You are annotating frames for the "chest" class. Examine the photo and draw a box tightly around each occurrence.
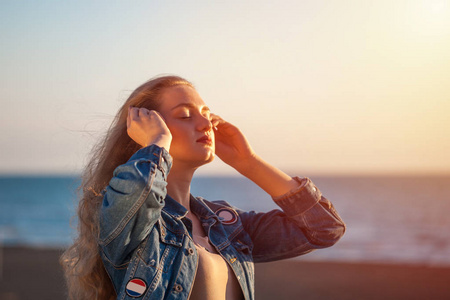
[120,211,254,299]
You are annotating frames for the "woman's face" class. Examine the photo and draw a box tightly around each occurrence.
[158,85,215,168]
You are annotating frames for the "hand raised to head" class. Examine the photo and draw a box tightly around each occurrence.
[211,113,255,171]
[127,107,172,151]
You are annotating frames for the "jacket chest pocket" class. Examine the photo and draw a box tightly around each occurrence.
[130,222,186,299]
[137,221,184,274]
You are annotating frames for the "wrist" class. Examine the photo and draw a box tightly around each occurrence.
[147,134,172,152]
[233,153,260,176]
[233,154,298,197]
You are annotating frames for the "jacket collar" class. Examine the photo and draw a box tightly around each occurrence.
[162,194,230,249]
[162,195,188,220]
[162,194,220,222]
[190,195,221,221]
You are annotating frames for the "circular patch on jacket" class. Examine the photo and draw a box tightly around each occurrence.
[216,208,238,225]
[126,278,147,298]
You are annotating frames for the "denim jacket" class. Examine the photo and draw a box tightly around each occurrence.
[98,145,345,300]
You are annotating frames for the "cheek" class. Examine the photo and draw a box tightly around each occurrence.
[168,126,191,145]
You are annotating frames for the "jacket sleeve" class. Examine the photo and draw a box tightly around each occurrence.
[98,144,172,266]
[238,177,346,263]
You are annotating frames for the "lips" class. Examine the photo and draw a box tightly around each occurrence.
[196,135,213,145]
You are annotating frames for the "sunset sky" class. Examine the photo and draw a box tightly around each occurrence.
[1,0,449,175]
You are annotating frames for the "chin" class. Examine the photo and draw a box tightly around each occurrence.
[195,150,215,166]
[204,152,215,164]
[197,144,215,161]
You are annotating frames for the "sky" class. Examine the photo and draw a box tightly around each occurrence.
[1,0,449,176]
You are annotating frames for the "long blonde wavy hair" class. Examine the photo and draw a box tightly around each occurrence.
[60,75,194,300]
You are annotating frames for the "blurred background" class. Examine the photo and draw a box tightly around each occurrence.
[1,0,449,299]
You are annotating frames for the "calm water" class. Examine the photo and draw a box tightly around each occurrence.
[1,175,449,266]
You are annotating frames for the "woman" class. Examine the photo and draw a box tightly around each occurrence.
[61,75,345,300]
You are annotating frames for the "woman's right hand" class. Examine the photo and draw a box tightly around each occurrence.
[127,107,172,151]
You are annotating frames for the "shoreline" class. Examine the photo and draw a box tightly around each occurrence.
[1,246,449,299]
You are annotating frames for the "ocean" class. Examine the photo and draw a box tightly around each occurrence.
[1,175,449,267]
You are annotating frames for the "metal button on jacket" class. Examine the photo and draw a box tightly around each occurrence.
[174,284,183,292]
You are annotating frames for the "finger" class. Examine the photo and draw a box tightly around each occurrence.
[212,118,226,129]
[210,113,221,120]
[129,106,140,120]
[140,107,151,116]
[127,107,131,128]
[151,110,167,123]
[211,113,222,123]
[209,116,218,130]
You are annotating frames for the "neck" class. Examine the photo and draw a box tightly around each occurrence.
[166,161,196,209]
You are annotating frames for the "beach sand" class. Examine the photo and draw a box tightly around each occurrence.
[0,246,449,300]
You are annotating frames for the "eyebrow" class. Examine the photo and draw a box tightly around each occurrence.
[171,103,210,112]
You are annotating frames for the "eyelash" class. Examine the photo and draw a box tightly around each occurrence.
[179,114,210,120]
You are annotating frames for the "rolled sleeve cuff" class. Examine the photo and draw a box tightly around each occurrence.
[128,144,173,176]
[272,177,322,216]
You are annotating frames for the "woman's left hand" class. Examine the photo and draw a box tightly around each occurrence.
[211,114,299,196]
[211,114,255,171]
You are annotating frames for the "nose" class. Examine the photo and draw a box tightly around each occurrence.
[196,115,212,132]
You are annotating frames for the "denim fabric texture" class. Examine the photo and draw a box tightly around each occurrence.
[98,145,345,300]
